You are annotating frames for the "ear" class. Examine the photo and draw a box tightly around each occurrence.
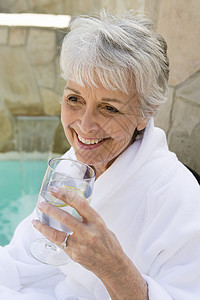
[136,107,156,131]
[136,118,150,131]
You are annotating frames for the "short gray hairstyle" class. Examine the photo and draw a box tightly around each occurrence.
[60,10,169,118]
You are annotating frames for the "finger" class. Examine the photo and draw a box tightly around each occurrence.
[37,201,83,234]
[32,219,68,247]
[50,186,101,224]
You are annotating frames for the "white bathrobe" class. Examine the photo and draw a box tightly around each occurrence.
[1,119,200,300]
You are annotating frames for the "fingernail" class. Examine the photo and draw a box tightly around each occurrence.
[32,219,38,226]
[50,186,59,193]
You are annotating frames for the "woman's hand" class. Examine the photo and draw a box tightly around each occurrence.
[32,187,124,278]
[32,187,148,299]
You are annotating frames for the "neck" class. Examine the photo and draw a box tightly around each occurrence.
[91,164,107,180]
[91,156,118,180]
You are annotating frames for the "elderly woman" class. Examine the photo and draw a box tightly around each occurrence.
[0,10,200,300]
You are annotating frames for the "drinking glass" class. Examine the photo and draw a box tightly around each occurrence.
[29,158,95,266]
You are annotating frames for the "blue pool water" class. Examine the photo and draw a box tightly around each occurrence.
[0,160,47,246]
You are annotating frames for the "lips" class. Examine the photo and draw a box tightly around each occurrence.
[77,135,103,145]
[75,131,109,149]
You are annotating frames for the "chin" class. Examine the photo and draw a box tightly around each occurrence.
[75,151,105,166]
[75,153,96,165]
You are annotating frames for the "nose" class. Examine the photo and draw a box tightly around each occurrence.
[78,108,99,134]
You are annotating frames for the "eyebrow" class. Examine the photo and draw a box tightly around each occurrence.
[65,87,81,94]
[65,86,123,104]
[101,97,123,104]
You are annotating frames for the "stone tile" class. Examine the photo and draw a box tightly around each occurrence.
[145,0,159,20]
[66,0,90,15]
[154,87,174,134]
[127,0,145,11]
[34,62,55,88]
[114,0,144,11]
[168,130,192,165]
[168,97,200,173]
[150,0,200,86]
[63,0,73,15]
[9,27,27,46]
[0,102,14,152]
[0,0,28,13]
[145,0,200,176]
[0,27,8,44]
[64,0,145,15]
[52,123,71,154]
[55,75,66,97]
[0,46,42,115]
[40,88,61,116]
[170,97,200,135]
[190,122,200,174]
[176,72,200,106]
[56,30,67,51]
[55,56,66,95]
[168,122,200,175]
[27,28,56,65]
[28,0,63,14]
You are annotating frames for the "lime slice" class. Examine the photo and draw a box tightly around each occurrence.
[62,186,89,219]
[63,186,85,198]
[48,197,67,207]
[49,186,91,219]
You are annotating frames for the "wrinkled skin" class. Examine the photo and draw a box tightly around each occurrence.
[33,187,148,299]
[33,82,148,299]
[61,81,148,178]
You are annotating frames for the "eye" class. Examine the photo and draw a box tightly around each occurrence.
[67,96,78,102]
[105,105,119,114]
[64,95,81,105]
[63,95,83,110]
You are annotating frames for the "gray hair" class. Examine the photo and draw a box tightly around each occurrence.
[60,10,169,118]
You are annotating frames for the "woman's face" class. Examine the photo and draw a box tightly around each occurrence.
[61,80,148,176]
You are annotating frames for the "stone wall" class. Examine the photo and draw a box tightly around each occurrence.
[0,0,145,156]
[0,0,145,14]
[145,0,200,174]
[0,22,69,153]
[0,0,199,175]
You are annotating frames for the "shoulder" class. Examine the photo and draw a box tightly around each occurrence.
[145,159,200,227]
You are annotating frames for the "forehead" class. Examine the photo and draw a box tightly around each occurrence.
[65,62,137,95]
[66,80,137,102]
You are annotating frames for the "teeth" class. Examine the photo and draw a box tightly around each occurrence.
[78,135,103,145]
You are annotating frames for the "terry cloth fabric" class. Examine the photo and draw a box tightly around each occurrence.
[0,118,200,299]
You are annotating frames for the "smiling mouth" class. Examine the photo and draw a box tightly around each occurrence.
[77,134,104,145]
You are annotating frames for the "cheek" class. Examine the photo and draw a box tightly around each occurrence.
[61,105,74,128]
[104,117,137,142]
[60,112,65,127]
[61,105,67,125]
